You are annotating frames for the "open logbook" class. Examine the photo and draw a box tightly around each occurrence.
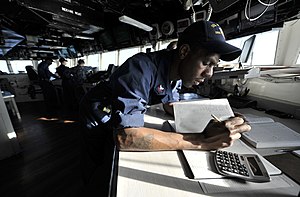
[242,114,300,148]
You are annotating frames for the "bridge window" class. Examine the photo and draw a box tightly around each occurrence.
[226,29,279,66]
[86,54,100,68]
[10,60,33,73]
[101,51,117,70]
[119,47,140,65]
[0,61,9,73]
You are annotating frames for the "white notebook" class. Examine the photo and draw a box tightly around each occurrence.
[242,114,300,148]
[173,98,234,133]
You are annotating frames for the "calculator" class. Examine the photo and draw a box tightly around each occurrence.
[214,150,270,182]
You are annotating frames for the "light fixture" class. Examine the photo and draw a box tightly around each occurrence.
[62,33,72,38]
[32,50,54,54]
[7,132,17,139]
[74,35,94,40]
[119,15,153,32]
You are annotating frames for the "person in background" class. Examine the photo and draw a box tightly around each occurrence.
[79,20,251,196]
[37,57,59,107]
[72,59,90,85]
[37,57,58,81]
[71,59,91,106]
[56,57,75,110]
[56,57,71,79]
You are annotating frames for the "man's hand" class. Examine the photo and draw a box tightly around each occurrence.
[201,116,251,150]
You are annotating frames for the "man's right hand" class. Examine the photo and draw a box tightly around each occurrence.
[200,116,251,150]
[199,131,242,150]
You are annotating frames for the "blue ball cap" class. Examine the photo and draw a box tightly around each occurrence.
[178,20,242,61]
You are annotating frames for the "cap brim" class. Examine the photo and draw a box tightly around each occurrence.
[202,41,242,61]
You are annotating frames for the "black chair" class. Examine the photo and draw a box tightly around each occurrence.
[0,78,15,95]
[86,64,119,83]
[26,66,62,107]
[105,64,119,78]
[26,66,39,81]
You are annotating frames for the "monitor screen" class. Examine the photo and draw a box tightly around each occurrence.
[58,48,70,58]
[67,45,77,58]
[239,35,256,63]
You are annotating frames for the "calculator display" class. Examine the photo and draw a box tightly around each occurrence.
[247,157,263,176]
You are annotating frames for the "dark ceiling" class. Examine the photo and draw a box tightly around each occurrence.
[0,0,299,60]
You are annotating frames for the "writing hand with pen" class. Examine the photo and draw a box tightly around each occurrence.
[200,113,251,150]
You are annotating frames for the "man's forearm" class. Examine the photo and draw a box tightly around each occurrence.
[116,127,205,151]
[115,115,250,151]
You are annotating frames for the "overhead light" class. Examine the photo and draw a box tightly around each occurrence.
[32,50,54,54]
[50,46,68,49]
[7,132,17,139]
[74,35,94,40]
[119,15,153,32]
[82,25,103,34]
[62,33,72,38]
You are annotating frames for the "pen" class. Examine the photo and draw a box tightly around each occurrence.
[211,114,221,122]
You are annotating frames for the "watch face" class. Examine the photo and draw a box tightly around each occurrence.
[162,21,174,35]
[162,25,169,32]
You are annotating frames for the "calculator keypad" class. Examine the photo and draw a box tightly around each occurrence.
[214,150,270,182]
[216,151,249,177]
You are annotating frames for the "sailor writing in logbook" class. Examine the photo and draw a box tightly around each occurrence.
[79,20,251,195]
